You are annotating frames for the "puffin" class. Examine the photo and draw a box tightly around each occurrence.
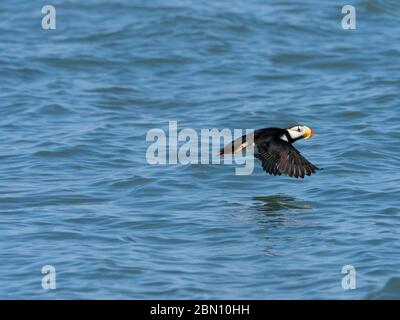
[219,125,320,178]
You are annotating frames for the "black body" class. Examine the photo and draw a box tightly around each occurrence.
[220,127,319,179]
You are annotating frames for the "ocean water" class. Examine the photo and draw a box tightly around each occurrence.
[1,0,400,299]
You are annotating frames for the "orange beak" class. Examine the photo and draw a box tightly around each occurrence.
[303,126,314,140]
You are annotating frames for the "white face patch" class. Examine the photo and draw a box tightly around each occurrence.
[280,134,289,142]
[287,126,306,140]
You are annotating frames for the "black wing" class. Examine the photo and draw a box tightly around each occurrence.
[255,138,319,178]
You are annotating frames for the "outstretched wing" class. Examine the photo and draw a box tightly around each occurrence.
[255,138,319,178]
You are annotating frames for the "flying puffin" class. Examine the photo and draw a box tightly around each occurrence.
[219,125,320,178]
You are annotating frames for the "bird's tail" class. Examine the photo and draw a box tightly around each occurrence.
[218,135,247,157]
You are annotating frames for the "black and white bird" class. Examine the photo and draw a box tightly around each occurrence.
[219,125,320,179]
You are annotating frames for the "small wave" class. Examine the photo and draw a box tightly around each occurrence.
[35,104,75,115]
[33,146,102,158]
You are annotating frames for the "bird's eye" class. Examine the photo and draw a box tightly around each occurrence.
[297,127,301,132]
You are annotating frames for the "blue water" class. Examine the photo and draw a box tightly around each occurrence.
[1,0,400,299]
